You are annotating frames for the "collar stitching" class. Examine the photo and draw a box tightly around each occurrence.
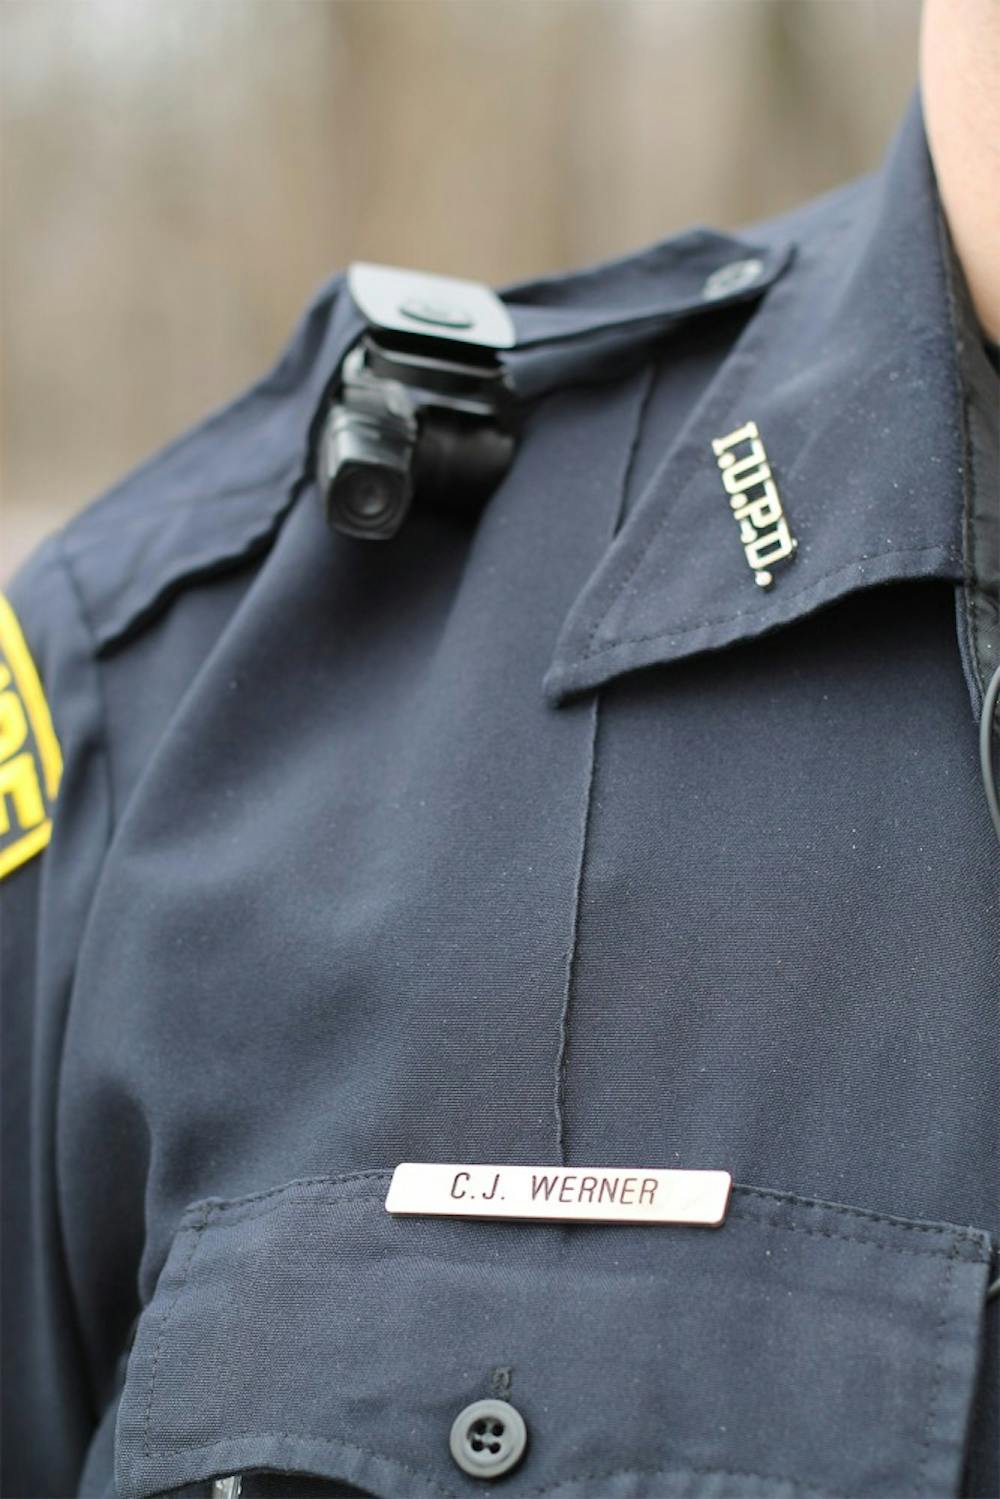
[581,541,960,660]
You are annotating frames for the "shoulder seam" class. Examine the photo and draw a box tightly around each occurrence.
[54,535,118,831]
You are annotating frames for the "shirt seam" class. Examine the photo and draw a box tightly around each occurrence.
[177,1191,985,1261]
[41,540,121,1437]
[55,536,118,828]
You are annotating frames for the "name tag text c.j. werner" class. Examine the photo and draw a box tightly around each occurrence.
[385,1164,732,1227]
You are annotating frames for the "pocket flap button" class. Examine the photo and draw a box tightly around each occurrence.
[449,1398,528,1479]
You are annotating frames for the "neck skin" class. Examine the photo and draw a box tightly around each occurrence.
[921,0,1000,339]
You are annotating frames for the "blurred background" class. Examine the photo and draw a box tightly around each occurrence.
[2,0,921,575]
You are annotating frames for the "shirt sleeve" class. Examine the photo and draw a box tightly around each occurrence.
[1,541,112,1496]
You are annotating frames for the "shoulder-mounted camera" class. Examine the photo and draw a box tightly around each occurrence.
[319,263,518,540]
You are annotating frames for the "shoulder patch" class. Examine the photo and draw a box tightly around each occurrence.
[0,594,62,879]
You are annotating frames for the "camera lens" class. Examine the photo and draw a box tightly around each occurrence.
[343,470,394,524]
[327,460,411,539]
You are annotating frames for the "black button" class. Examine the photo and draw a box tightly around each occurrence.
[449,1398,528,1479]
[702,256,764,301]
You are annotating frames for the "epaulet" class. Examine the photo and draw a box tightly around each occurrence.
[57,271,359,655]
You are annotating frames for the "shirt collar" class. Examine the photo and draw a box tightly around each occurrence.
[544,95,968,704]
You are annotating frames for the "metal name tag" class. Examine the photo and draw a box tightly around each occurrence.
[385,1163,732,1227]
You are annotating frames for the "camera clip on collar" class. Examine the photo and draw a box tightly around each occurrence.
[319,263,519,540]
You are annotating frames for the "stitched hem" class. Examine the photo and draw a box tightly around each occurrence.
[553,364,655,1163]
[581,544,961,662]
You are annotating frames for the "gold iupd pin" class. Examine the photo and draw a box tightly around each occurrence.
[385,1164,732,1227]
[711,420,797,588]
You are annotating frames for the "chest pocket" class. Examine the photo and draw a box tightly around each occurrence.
[115,1171,990,1499]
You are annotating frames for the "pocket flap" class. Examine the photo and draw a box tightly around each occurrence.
[117,1173,991,1499]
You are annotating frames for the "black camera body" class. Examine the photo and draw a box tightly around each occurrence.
[319,264,519,540]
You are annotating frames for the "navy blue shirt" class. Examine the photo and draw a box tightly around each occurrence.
[2,96,997,1499]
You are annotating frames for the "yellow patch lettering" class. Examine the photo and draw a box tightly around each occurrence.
[0,595,62,880]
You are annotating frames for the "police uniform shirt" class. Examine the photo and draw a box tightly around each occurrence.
[2,97,997,1499]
